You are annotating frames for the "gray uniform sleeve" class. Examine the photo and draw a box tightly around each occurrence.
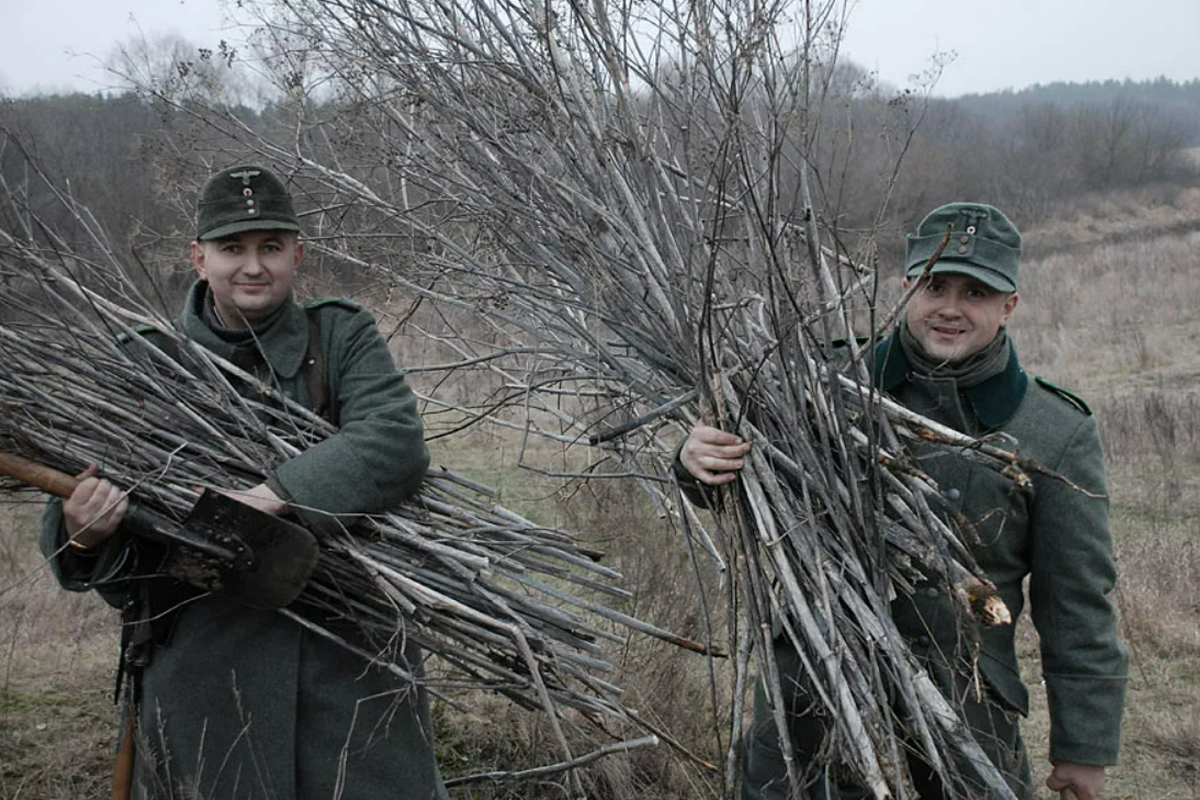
[1028,413,1128,765]
[268,307,429,527]
[40,498,133,605]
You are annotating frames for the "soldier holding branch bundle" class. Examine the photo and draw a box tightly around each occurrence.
[678,203,1128,800]
[44,164,448,800]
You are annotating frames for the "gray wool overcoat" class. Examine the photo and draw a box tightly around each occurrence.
[871,335,1128,766]
[42,281,448,800]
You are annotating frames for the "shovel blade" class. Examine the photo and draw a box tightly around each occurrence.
[171,489,320,610]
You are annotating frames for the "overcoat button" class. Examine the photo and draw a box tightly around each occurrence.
[947,488,961,500]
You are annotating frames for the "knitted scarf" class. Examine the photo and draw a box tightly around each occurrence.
[898,319,1010,389]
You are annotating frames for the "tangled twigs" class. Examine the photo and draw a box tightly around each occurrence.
[161,0,1034,794]
[0,195,709,779]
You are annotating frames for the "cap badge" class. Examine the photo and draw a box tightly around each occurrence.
[228,168,262,186]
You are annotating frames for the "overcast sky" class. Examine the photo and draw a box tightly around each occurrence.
[1,0,1198,98]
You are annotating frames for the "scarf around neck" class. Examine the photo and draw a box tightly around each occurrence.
[200,284,289,344]
[898,319,1010,389]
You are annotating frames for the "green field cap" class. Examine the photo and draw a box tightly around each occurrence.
[196,164,301,241]
[905,202,1021,291]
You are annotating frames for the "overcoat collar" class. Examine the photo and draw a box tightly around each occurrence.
[872,333,1029,431]
[178,280,309,380]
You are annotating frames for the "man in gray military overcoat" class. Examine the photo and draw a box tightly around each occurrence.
[42,164,448,799]
[677,202,1128,800]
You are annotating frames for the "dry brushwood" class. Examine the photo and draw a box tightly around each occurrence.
[8,0,1056,793]
[0,186,717,784]
[130,0,1040,795]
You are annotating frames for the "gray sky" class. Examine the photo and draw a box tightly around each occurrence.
[1,0,1198,98]
[0,0,230,95]
[838,0,1200,96]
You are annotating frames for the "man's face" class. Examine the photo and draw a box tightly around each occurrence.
[903,273,1019,363]
[191,230,303,329]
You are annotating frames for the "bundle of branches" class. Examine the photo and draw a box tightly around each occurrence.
[0,178,716,781]
[104,0,1035,796]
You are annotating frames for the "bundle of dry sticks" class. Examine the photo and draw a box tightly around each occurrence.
[0,207,708,780]
[187,1,1043,796]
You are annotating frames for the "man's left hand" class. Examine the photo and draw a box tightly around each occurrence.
[222,482,287,516]
[1046,761,1106,800]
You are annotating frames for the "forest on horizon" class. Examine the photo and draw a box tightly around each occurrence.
[2,70,1197,277]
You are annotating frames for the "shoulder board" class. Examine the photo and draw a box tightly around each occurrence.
[303,296,362,312]
[1034,376,1091,415]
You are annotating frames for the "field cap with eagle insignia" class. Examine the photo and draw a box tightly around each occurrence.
[195,164,302,241]
[905,202,1021,292]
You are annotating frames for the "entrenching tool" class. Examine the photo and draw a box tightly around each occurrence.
[0,451,319,609]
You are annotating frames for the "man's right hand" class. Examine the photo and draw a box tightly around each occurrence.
[63,464,128,548]
[679,425,751,485]
[1046,761,1105,800]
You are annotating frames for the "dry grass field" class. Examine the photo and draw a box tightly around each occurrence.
[2,192,1198,799]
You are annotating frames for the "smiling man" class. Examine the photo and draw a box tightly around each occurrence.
[902,272,1018,363]
[678,203,1128,800]
[193,229,301,328]
[44,164,447,799]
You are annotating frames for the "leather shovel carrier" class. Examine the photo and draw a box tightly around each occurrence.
[0,451,319,610]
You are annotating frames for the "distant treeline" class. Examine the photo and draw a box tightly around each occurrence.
[0,92,275,292]
[957,77,1200,144]
[805,72,1200,251]
[2,73,1197,271]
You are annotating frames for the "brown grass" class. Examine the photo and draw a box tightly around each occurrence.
[1020,185,1200,255]
[0,499,117,800]
[422,436,733,797]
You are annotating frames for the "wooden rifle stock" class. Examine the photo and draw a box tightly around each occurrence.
[110,704,135,800]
